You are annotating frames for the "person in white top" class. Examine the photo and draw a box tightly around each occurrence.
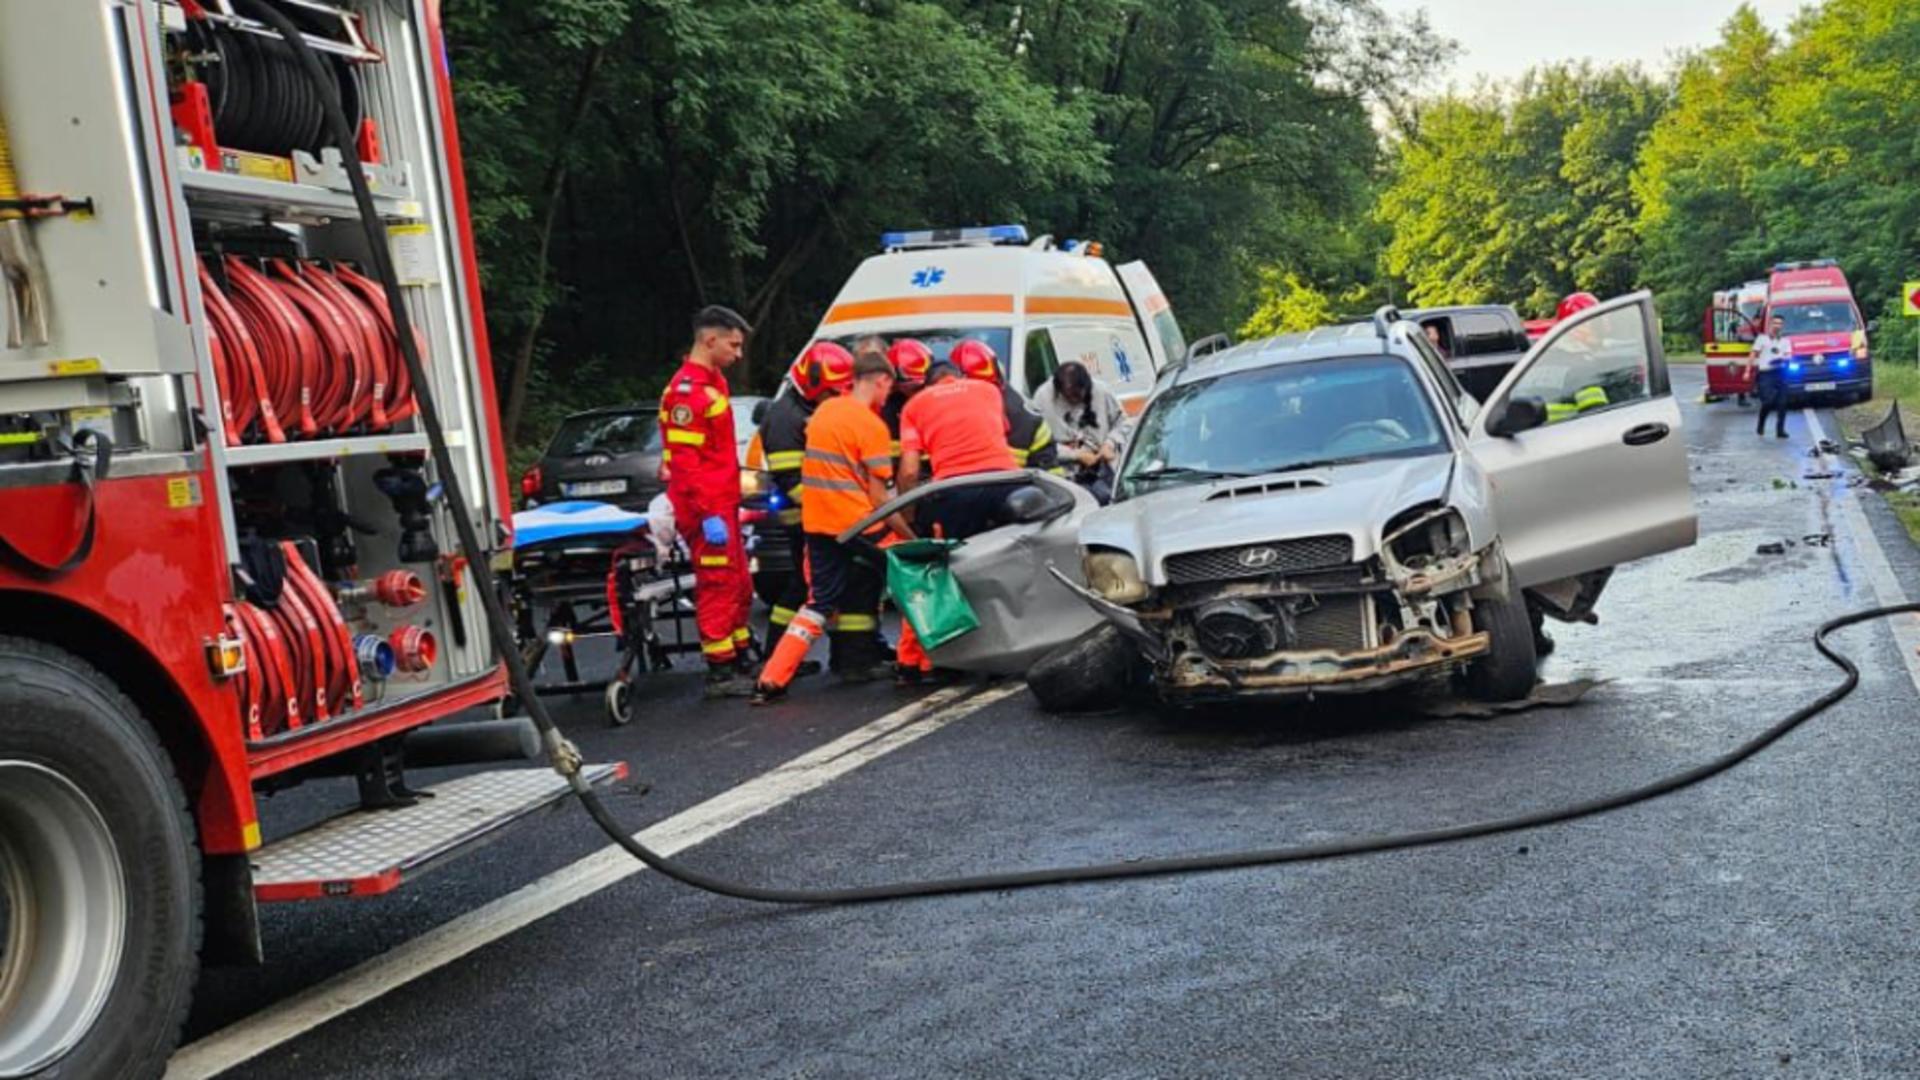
[1746,313,1792,439]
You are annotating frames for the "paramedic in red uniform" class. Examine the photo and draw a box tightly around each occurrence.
[659,305,757,699]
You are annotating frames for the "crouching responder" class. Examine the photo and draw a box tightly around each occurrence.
[892,354,1023,684]
[753,351,914,704]
[950,339,1061,474]
[661,305,757,699]
[758,341,855,643]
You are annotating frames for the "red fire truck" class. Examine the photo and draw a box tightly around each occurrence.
[0,4,619,1076]
[1702,278,1767,402]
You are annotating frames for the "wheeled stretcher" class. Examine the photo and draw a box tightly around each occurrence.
[507,500,701,724]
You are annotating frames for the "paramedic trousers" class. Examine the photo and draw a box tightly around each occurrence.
[1756,369,1789,437]
[673,497,753,666]
[806,533,884,674]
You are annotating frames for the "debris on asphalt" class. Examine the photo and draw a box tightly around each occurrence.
[1756,542,1788,555]
[1803,533,1833,548]
[1418,678,1606,720]
[1863,404,1913,472]
[1802,470,1840,481]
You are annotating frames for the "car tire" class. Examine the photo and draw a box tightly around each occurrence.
[0,636,201,1080]
[1028,624,1136,714]
[1463,591,1538,702]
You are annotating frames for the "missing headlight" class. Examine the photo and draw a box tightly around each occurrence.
[1084,548,1149,604]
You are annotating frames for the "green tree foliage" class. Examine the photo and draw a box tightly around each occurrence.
[442,0,1423,448]
[1377,64,1665,316]
[1377,1,1920,363]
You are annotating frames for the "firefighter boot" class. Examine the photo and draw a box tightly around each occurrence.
[703,663,758,700]
[752,608,827,705]
[832,631,889,684]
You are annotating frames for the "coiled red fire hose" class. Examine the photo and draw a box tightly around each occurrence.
[202,256,420,444]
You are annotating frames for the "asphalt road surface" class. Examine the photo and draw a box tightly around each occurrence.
[174,369,1920,1079]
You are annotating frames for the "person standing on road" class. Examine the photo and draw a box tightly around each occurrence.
[757,342,855,644]
[1748,313,1792,439]
[660,305,758,699]
[882,338,934,467]
[753,352,913,704]
[1033,360,1128,501]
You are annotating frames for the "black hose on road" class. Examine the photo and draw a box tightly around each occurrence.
[249,0,1914,908]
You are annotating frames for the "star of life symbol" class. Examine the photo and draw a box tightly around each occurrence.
[911,267,947,289]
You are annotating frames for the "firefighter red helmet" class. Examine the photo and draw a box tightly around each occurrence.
[789,341,856,402]
[1556,292,1600,321]
[887,339,934,386]
[949,339,1001,385]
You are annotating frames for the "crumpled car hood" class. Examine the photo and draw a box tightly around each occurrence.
[1081,453,1456,584]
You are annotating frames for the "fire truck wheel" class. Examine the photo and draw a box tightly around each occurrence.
[0,636,200,1080]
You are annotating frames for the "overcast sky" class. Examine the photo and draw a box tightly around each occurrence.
[1375,0,1814,87]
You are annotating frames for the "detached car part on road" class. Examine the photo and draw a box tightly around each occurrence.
[855,293,1698,711]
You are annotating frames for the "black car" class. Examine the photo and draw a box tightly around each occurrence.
[1404,304,1533,402]
[520,397,768,513]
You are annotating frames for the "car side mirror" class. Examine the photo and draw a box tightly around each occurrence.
[1487,395,1548,438]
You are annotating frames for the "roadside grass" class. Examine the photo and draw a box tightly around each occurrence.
[1836,361,1920,543]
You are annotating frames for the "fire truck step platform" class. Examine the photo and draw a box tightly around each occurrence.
[251,763,627,901]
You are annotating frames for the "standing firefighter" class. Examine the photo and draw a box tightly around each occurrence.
[754,351,914,704]
[660,305,758,698]
[758,341,856,640]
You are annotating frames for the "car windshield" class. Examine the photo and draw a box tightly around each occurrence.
[835,327,1014,376]
[1118,355,1448,498]
[1774,301,1859,336]
[550,411,661,457]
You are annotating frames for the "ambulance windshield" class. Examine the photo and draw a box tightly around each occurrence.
[836,328,1014,372]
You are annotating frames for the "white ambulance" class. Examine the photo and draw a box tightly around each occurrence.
[809,224,1186,413]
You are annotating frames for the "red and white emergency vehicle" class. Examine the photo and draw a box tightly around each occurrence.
[1702,278,1767,402]
[0,4,618,1076]
[809,224,1186,414]
[1702,261,1874,405]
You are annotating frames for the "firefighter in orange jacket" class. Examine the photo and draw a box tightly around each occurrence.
[660,306,757,699]
[753,350,914,704]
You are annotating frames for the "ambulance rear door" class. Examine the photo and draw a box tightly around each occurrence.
[1115,261,1185,374]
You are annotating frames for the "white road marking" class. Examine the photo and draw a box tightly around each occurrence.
[1804,408,1920,690]
[166,682,1025,1080]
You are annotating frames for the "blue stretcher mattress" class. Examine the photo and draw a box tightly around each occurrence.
[511,501,648,549]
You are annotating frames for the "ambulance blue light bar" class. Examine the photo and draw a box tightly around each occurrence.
[880,224,1029,252]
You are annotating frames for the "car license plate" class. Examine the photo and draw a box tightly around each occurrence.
[562,479,628,497]
[1806,382,1837,392]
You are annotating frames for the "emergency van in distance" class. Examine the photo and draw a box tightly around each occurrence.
[808,224,1186,414]
[1763,260,1874,404]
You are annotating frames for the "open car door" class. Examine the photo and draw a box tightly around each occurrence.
[843,471,1103,675]
[1468,291,1697,597]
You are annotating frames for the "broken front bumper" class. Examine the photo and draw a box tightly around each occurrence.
[1156,629,1491,702]
[1046,566,1490,702]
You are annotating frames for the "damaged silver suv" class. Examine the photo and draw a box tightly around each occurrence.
[851,292,1697,711]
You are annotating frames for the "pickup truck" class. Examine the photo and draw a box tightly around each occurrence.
[1405,305,1532,402]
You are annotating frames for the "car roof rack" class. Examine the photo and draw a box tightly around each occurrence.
[1371,304,1403,341]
